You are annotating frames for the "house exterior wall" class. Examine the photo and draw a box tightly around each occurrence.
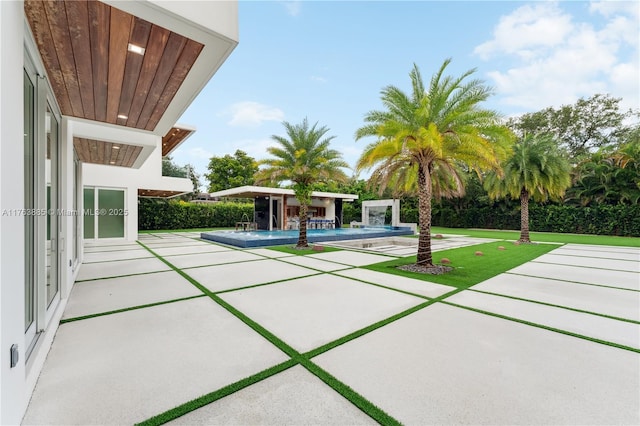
[0,1,238,423]
[81,121,192,242]
[1,2,27,423]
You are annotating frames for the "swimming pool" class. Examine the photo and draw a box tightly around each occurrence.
[201,226,414,248]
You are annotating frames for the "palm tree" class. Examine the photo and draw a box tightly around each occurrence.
[356,59,513,270]
[255,118,349,248]
[484,134,571,242]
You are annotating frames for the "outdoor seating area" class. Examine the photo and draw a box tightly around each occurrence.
[22,232,640,425]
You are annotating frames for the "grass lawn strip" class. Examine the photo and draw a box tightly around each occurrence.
[137,241,402,426]
[364,241,558,289]
[81,255,155,265]
[505,272,640,293]
[135,233,636,423]
[136,359,298,426]
[213,272,324,295]
[429,226,640,247]
[443,301,640,354]
[469,289,640,325]
[74,269,172,283]
[531,259,640,273]
[59,295,207,324]
[326,270,440,301]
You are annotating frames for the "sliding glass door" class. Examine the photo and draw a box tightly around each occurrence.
[83,187,126,239]
[24,55,62,355]
[24,68,36,348]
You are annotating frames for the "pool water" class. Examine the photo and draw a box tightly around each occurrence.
[201,226,414,248]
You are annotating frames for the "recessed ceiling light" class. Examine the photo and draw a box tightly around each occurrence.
[117,114,128,120]
[113,146,120,150]
[109,161,116,164]
[127,43,145,55]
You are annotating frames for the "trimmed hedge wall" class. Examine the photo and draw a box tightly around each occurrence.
[138,199,253,230]
[139,198,640,236]
[347,202,640,236]
[430,204,640,236]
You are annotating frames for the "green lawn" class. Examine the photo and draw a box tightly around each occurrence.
[426,227,640,247]
[365,241,559,289]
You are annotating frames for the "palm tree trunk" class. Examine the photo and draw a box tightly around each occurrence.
[520,188,531,243]
[297,203,309,247]
[416,163,433,266]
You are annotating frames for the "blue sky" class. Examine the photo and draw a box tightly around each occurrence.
[175,1,639,189]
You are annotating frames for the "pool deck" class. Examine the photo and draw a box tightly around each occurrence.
[201,226,414,248]
[22,234,640,425]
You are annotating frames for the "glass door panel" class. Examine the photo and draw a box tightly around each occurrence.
[97,189,125,238]
[45,104,59,307]
[83,187,95,239]
[24,69,36,342]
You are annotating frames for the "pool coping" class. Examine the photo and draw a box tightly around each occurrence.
[200,227,414,248]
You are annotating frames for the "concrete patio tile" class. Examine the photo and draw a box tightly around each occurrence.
[219,274,425,353]
[307,251,394,266]
[76,257,170,281]
[552,247,640,261]
[563,243,640,255]
[22,298,289,425]
[534,253,639,272]
[243,248,295,258]
[448,291,640,349]
[186,259,319,292]
[509,262,640,290]
[151,244,231,257]
[474,273,640,321]
[141,240,211,249]
[279,256,353,272]
[164,250,264,269]
[313,303,640,425]
[84,244,143,253]
[84,240,140,247]
[63,271,203,319]
[336,268,454,299]
[83,248,154,263]
[169,365,376,425]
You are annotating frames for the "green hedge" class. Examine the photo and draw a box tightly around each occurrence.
[430,204,640,236]
[139,198,640,236]
[347,201,640,236]
[138,199,253,230]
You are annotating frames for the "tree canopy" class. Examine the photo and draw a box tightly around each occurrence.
[206,150,258,193]
[508,94,639,159]
[484,134,571,242]
[255,118,349,247]
[355,58,513,270]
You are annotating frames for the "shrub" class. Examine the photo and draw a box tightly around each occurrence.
[138,198,253,230]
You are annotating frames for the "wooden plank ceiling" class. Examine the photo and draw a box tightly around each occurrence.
[162,126,194,156]
[73,137,142,167]
[25,0,204,132]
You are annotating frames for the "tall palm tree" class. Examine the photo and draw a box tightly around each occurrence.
[255,118,349,248]
[356,59,513,270]
[484,134,571,242]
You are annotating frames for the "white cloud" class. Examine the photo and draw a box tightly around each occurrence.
[227,101,285,127]
[231,138,276,161]
[476,1,639,112]
[185,147,213,160]
[280,1,301,17]
[310,75,327,83]
[474,2,574,61]
[589,1,639,20]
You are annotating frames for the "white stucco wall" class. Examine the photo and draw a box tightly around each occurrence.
[82,138,192,241]
[0,2,26,423]
[148,0,239,42]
